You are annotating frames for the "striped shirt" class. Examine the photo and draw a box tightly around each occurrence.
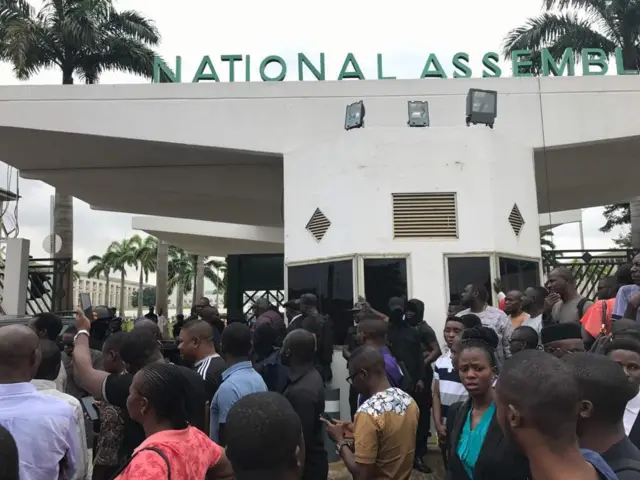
[434,349,468,419]
[193,354,227,402]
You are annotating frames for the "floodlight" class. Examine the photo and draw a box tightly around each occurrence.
[407,101,429,127]
[345,101,365,130]
[466,89,497,129]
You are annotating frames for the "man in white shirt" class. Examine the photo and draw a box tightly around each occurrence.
[32,339,89,480]
[157,307,169,339]
[523,286,548,335]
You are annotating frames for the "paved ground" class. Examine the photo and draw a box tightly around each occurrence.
[328,448,445,480]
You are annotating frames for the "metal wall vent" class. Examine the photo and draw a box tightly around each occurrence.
[392,192,458,238]
[509,203,525,236]
[306,208,331,242]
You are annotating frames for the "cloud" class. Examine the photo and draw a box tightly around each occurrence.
[0,0,626,286]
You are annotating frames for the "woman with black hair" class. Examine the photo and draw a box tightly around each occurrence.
[113,363,234,480]
[445,326,530,480]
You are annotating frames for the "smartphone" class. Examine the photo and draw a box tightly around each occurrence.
[79,293,92,319]
[80,396,99,422]
[320,412,337,425]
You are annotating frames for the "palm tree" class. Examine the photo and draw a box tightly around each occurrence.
[541,229,556,250]
[72,260,80,282]
[0,0,160,309]
[134,236,158,317]
[504,0,640,247]
[108,236,140,316]
[87,251,115,306]
[168,248,225,315]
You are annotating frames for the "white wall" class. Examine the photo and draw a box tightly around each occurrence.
[284,127,540,336]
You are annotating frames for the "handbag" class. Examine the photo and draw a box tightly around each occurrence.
[109,446,172,480]
[589,300,611,354]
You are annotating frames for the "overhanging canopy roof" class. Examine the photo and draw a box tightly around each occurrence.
[132,216,283,256]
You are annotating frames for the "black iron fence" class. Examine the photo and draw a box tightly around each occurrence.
[542,249,635,300]
[25,258,71,315]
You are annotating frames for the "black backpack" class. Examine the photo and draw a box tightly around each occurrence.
[607,457,640,476]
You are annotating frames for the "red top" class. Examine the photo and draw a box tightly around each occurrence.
[581,298,615,338]
[116,426,223,480]
[499,297,506,311]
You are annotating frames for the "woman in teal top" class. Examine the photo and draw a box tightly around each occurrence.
[446,327,530,480]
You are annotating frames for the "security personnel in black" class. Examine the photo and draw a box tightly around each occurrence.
[406,298,441,474]
[386,297,433,474]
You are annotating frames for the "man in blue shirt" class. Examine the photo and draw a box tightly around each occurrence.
[210,323,267,445]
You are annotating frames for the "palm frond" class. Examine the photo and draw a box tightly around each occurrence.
[503,12,618,58]
[102,9,160,44]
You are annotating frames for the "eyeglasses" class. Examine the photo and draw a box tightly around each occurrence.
[346,369,365,385]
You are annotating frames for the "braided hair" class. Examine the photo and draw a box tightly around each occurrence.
[135,363,195,430]
[459,326,499,367]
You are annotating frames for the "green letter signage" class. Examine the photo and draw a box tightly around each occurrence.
[615,47,638,75]
[192,56,219,82]
[221,54,242,82]
[582,48,608,75]
[511,49,532,77]
[153,56,181,83]
[260,55,287,81]
[377,54,395,80]
[482,52,502,77]
[338,53,365,80]
[542,48,575,76]
[420,54,447,78]
[298,53,325,81]
[452,52,471,78]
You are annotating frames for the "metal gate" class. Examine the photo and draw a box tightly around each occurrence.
[226,254,284,321]
[26,258,72,315]
[542,249,635,300]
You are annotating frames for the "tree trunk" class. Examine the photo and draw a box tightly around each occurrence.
[137,269,144,318]
[176,282,184,316]
[55,70,75,311]
[119,271,126,317]
[194,256,204,307]
[156,241,169,315]
[54,192,74,311]
[105,277,110,307]
[630,197,640,249]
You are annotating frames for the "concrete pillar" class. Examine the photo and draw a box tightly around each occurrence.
[194,255,205,307]
[4,238,30,315]
[156,240,169,315]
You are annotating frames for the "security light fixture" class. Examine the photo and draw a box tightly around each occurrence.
[345,101,365,130]
[466,89,497,129]
[407,101,429,127]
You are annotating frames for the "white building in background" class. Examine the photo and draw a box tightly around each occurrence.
[73,271,153,309]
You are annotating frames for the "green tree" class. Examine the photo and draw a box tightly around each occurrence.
[0,0,160,309]
[87,250,116,306]
[108,236,140,316]
[541,229,556,250]
[503,0,640,247]
[168,247,225,315]
[132,286,156,309]
[134,236,158,318]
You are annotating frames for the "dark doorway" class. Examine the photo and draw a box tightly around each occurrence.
[287,260,354,345]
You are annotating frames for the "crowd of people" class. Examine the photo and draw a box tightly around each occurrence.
[2,254,640,479]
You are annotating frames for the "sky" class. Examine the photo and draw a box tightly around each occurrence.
[0,0,630,283]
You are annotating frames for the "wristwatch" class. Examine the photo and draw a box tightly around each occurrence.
[336,441,351,455]
[73,329,90,343]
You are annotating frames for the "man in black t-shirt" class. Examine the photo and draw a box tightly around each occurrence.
[73,321,165,459]
[178,320,228,402]
[564,353,640,479]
